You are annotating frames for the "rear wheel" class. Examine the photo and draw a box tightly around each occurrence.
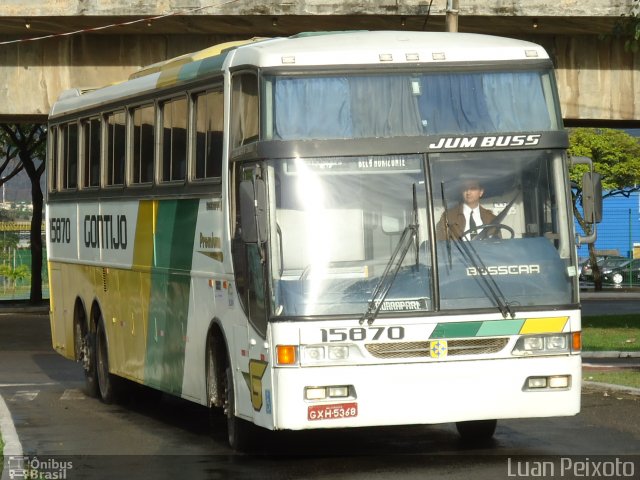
[456,419,497,442]
[96,316,119,404]
[224,366,256,451]
[77,319,98,398]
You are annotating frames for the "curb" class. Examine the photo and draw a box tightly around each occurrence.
[0,305,49,315]
[582,351,640,359]
[582,381,640,396]
[0,393,23,480]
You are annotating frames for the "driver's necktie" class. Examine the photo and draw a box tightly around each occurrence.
[469,211,477,239]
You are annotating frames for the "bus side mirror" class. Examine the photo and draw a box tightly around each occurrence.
[239,179,267,243]
[571,155,601,245]
[581,171,602,224]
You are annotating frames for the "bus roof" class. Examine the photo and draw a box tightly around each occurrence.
[49,31,550,120]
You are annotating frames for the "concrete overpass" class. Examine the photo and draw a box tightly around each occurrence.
[0,0,638,125]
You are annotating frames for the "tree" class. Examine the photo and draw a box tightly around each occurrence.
[612,0,640,53]
[568,127,640,290]
[0,125,46,303]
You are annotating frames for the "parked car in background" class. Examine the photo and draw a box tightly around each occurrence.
[602,258,640,286]
[579,255,627,282]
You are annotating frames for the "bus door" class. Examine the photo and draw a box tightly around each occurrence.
[234,163,270,337]
[232,162,271,420]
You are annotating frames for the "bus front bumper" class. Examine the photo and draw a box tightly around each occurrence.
[272,354,581,430]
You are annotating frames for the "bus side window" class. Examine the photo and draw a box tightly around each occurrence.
[82,117,101,188]
[194,89,223,180]
[161,96,187,182]
[230,73,259,148]
[48,125,58,193]
[131,104,155,184]
[106,110,126,186]
[61,121,78,190]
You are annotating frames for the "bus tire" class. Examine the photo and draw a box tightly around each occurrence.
[96,316,119,404]
[82,326,99,398]
[224,366,255,451]
[456,419,497,442]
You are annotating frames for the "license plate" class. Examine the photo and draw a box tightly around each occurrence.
[308,402,358,421]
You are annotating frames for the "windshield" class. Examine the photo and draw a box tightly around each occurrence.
[431,150,576,309]
[266,150,576,318]
[268,155,432,316]
[263,68,560,139]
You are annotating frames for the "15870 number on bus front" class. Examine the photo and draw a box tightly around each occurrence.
[320,326,404,342]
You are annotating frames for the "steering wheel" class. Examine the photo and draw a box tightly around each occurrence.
[461,223,514,240]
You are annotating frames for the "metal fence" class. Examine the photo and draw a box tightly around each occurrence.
[576,191,640,260]
[0,224,48,301]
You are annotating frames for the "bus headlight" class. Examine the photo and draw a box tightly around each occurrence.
[304,346,325,362]
[300,345,351,364]
[512,333,571,356]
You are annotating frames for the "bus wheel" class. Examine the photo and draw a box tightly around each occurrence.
[78,321,98,398]
[455,419,497,442]
[224,366,255,451]
[96,316,118,404]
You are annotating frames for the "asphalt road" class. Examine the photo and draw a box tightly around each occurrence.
[1,311,639,480]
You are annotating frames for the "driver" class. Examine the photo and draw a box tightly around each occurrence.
[436,179,500,241]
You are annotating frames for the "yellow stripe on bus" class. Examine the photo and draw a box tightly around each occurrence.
[132,200,156,270]
[520,317,569,334]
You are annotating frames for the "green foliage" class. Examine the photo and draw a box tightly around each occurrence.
[0,232,19,252]
[568,128,640,191]
[0,263,30,285]
[612,0,640,53]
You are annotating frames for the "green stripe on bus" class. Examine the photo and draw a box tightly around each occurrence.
[430,321,482,339]
[145,199,199,394]
[430,317,566,339]
[476,319,525,336]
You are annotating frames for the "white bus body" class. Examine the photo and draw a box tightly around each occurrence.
[46,31,584,449]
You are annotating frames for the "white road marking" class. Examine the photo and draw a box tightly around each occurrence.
[60,389,86,400]
[0,382,57,388]
[10,391,39,402]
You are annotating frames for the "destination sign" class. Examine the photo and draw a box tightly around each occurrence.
[284,155,423,174]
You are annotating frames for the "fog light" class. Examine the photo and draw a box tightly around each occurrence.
[527,377,548,389]
[549,375,570,388]
[328,386,349,398]
[305,387,327,400]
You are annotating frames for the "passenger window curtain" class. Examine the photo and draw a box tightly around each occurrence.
[273,72,553,140]
[417,72,552,134]
[274,77,353,139]
[231,74,259,148]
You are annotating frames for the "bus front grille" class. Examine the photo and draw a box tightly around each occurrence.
[365,338,509,359]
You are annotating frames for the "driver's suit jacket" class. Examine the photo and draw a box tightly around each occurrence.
[435,203,499,240]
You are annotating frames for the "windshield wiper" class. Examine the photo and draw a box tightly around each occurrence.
[440,182,515,319]
[360,185,420,326]
[450,235,516,318]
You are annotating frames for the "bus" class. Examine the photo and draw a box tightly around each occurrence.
[46,31,601,450]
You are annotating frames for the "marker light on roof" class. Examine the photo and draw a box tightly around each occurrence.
[379,53,393,62]
[411,79,421,96]
[432,52,446,60]
[405,53,419,61]
[525,50,539,58]
[281,56,296,64]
